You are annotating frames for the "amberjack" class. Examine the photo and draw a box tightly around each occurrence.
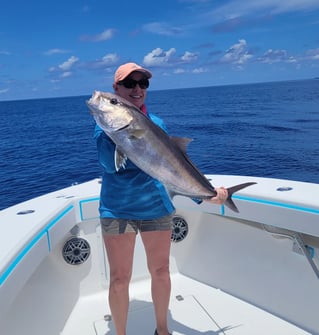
[86,91,256,212]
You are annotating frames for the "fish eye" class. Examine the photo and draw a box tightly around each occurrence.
[110,98,118,105]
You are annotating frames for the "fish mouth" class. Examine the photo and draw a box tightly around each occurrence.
[87,107,96,116]
[116,124,130,131]
[86,100,99,116]
[89,109,105,118]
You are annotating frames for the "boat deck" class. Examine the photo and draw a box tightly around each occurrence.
[2,177,318,335]
[62,273,311,335]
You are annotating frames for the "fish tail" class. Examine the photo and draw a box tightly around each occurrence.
[225,182,257,213]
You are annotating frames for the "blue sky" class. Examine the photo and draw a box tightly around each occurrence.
[1,0,319,101]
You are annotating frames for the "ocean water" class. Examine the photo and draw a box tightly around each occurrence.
[0,79,318,210]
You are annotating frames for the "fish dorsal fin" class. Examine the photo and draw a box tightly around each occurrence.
[114,148,128,171]
[171,136,193,153]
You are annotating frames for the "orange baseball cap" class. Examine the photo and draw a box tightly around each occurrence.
[114,62,152,83]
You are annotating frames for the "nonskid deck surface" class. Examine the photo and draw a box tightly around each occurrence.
[62,274,311,335]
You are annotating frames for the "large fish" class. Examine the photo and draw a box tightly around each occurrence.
[86,91,256,212]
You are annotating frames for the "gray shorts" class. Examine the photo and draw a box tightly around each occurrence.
[100,214,174,235]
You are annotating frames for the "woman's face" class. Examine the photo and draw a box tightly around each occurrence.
[113,71,148,108]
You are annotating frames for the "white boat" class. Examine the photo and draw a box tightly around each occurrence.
[1,175,319,335]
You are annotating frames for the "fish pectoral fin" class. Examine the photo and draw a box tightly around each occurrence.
[171,136,193,153]
[128,129,146,140]
[114,148,128,171]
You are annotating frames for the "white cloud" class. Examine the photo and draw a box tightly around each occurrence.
[142,22,183,36]
[60,71,72,78]
[287,56,298,63]
[48,56,79,80]
[220,39,253,65]
[143,48,199,67]
[0,88,9,94]
[44,49,69,56]
[209,0,319,20]
[174,68,186,74]
[143,48,176,66]
[266,0,319,14]
[192,67,207,74]
[0,50,11,55]
[100,53,119,65]
[58,56,79,71]
[80,29,116,42]
[258,49,297,63]
[181,51,198,62]
[305,48,319,60]
[87,53,119,70]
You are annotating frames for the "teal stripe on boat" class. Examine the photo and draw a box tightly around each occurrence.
[0,205,74,286]
[233,195,319,214]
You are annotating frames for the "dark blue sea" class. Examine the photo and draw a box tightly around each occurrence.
[1,79,318,210]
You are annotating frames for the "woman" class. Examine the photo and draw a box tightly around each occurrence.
[94,62,228,335]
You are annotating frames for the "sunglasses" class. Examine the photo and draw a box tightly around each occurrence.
[117,78,149,89]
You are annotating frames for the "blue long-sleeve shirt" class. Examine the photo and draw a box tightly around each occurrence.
[94,112,175,220]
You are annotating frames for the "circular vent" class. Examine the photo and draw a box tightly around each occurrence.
[171,216,188,243]
[62,237,90,265]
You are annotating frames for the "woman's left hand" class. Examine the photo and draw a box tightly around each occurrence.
[204,187,228,205]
